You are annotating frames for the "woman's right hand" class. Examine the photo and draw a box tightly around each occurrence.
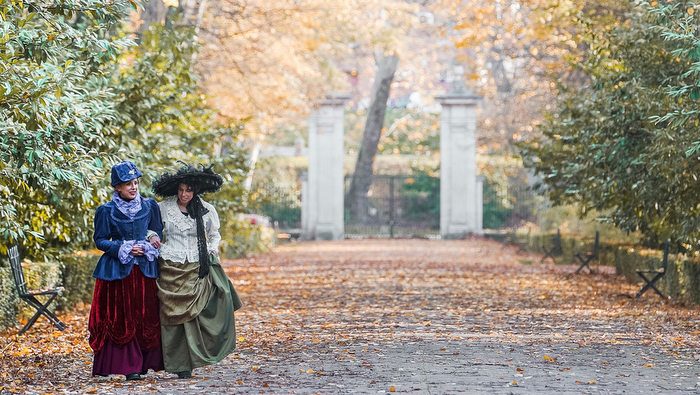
[148,235,161,249]
[131,244,145,256]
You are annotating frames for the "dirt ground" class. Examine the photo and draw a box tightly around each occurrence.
[2,238,699,394]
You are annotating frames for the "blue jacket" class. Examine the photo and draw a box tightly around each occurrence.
[92,198,163,281]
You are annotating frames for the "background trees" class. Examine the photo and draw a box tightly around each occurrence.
[6,0,700,255]
[521,0,700,247]
[1,1,247,259]
[0,1,134,256]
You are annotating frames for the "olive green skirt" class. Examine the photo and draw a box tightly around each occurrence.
[157,256,242,373]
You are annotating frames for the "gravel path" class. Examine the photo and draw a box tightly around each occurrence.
[4,238,700,394]
[180,238,700,394]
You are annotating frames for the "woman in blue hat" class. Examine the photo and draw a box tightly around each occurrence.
[88,161,165,380]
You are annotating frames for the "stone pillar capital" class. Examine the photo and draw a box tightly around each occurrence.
[318,93,351,107]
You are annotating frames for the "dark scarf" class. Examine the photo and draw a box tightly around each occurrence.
[186,195,210,278]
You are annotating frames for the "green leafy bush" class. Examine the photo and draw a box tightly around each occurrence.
[0,264,18,330]
[521,1,700,248]
[57,251,99,309]
[0,0,134,258]
[220,216,276,259]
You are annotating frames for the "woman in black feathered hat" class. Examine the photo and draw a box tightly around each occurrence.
[152,164,242,379]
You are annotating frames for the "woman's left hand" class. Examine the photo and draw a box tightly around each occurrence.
[149,235,161,249]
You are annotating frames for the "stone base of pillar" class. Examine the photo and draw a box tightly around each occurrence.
[314,226,343,240]
[442,226,482,239]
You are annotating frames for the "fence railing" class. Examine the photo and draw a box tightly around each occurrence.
[253,172,543,236]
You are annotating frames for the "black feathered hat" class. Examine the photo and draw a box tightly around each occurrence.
[152,163,224,197]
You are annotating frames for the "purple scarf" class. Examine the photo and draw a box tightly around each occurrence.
[112,191,143,219]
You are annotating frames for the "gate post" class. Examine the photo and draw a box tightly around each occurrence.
[437,84,483,238]
[302,93,350,240]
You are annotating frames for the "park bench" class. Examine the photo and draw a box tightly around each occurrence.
[8,245,66,334]
[540,228,562,264]
[635,240,670,299]
[574,231,600,274]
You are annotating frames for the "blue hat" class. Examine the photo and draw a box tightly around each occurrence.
[110,161,143,186]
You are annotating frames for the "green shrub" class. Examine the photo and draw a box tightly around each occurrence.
[220,216,276,259]
[58,251,99,309]
[495,231,700,305]
[0,264,18,331]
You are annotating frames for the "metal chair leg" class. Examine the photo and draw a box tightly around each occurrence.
[575,255,590,274]
[18,294,66,334]
[636,273,665,299]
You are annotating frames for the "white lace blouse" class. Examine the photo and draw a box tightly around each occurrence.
[159,196,221,264]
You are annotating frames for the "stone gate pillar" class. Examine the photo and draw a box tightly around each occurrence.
[437,86,483,238]
[302,94,350,240]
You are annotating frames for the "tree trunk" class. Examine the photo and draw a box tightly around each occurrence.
[138,0,168,34]
[347,52,399,221]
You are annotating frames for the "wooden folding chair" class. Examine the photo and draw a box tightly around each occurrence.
[8,245,67,334]
[574,231,599,274]
[636,240,671,299]
[541,228,562,264]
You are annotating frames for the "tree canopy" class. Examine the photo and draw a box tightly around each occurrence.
[0,1,247,259]
[521,0,700,247]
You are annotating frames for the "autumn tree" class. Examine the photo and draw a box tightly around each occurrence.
[113,12,249,218]
[347,53,400,221]
[432,0,628,151]
[521,1,700,246]
[0,0,249,259]
[0,0,134,257]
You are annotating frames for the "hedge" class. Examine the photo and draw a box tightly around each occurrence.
[489,230,700,305]
[615,247,700,305]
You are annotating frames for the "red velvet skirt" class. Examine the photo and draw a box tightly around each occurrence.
[88,266,162,374]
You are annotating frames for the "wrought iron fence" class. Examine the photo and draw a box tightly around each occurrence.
[251,181,302,231]
[344,174,440,238]
[252,171,541,237]
[482,178,540,230]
